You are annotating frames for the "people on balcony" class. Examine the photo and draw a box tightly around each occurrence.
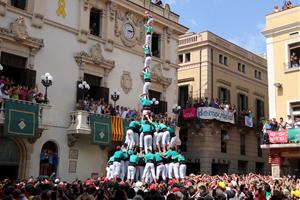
[0,75,44,103]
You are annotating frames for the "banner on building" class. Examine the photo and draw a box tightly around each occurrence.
[245,115,253,127]
[287,128,300,143]
[197,107,235,124]
[112,116,127,142]
[90,114,111,145]
[182,107,197,120]
[268,130,288,144]
[4,99,39,138]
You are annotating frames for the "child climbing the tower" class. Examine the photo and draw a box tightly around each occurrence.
[142,66,152,99]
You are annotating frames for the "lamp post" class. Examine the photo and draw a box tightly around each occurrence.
[41,72,53,104]
[110,89,120,108]
[0,64,3,72]
[172,104,181,114]
[78,81,90,101]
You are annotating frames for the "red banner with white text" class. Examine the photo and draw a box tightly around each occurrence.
[268,130,288,144]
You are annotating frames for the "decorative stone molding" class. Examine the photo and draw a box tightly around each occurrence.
[0,17,44,51]
[164,4,170,18]
[74,43,115,70]
[107,1,117,21]
[32,13,44,28]
[0,0,7,16]
[120,71,132,94]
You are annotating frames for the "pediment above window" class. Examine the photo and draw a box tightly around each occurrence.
[74,43,115,71]
[0,16,44,50]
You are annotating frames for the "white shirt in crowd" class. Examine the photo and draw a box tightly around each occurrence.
[121,110,128,119]
[286,118,294,129]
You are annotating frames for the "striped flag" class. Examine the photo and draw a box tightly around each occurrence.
[112,116,123,142]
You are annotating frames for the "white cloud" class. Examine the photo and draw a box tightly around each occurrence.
[186,19,199,28]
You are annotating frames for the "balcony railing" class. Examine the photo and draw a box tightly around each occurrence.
[284,61,300,72]
[261,128,300,148]
[0,99,51,130]
[67,110,91,135]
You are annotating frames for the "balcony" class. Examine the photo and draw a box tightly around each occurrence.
[260,128,300,149]
[0,99,51,139]
[67,110,130,147]
[283,62,300,73]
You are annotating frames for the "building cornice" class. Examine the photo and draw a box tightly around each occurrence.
[262,21,300,37]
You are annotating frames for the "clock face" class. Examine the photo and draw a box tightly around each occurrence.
[123,23,135,39]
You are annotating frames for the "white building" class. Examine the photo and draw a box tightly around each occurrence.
[0,0,187,181]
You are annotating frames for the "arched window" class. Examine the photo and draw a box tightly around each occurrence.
[39,141,59,177]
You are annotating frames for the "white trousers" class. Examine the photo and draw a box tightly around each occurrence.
[156,131,164,146]
[173,162,180,179]
[120,160,125,180]
[139,132,144,148]
[145,35,152,51]
[162,130,170,146]
[106,165,114,179]
[113,161,121,177]
[165,163,169,178]
[142,163,156,182]
[144,134,153,154]
[135,166,144,181]
[170,136,177,148]
[134,132,139,148]
[127,165,136,180]
[143,82,151,98]
[125,129,135,149]
[179,164,186,179]
[156,164,166,180]
[153,132,158,150]
[168,162,174,179]
[144,56,152,69]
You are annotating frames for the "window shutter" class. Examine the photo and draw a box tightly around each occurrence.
[25,69,36,89]
[99,87,109,104]
[218,87,222,102]
[226,89,230,104]
[245,96,248,110]
[159,101,168,114]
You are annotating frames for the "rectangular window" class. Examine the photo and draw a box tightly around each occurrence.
[178,54,183,64]
[221,130,228,153]
[240,134,246,155]
[238,93,248,113]
[256,99,265,123]
[185,53,191,62]
[255,162,264,174]
[77,73,104,102]
[178,85,189,108]
[152,33,161,58]
[218,87,230,104]
[219,54,223,64]
[257,136,262,157]
[11,0,26,10]
[89,8,102,37]
[149,89,162,114]
[238,63,241,72]
[238,160,248,174]
[224,56,228,66]
[258,71,261,80]
[290,101,300,119]
[289,42,300,68]
[242,64,246,73]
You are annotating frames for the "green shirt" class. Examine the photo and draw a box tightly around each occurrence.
[129,121,141,132]
[140,123,155,133]
[144,47,151,55]
[144,152,155,163]
[144,25,153,34]
[129,154,139,164]
[143,71,151,80]
[154,152,163,163]
[113,150,122,160]
[158,123,167,132]
[122,150,129,160]
[108,156,114,164]
[153,122,159,131]
[173,154,185,162]
[164,150,178,160]
[168,127,176,137]
[140,97,152,107]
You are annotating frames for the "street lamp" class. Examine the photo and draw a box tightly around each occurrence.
[110,89,120,108]
[41,72,53,104]
[172,104,181,114]
[78,81,90,101]
[0,64,4,71]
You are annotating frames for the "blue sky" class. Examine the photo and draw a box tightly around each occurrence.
[165,0,298,55]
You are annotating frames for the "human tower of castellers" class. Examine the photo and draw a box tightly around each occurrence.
[106,11,186,184]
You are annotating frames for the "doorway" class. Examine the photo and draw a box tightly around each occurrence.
[39,141,59,177]
[0,138,20,180]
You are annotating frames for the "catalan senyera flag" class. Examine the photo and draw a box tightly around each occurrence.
[111,116,124,142]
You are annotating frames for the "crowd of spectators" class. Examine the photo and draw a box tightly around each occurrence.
[184,98,238,114]
[152,0,163,6]
[76,98,139,119]
[1,173,300,200]
[262,115,300,132]
[274,0,293,12]
[0,75,44,104]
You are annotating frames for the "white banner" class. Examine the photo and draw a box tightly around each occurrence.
[197,107,235,124]
[245,115,253,127]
